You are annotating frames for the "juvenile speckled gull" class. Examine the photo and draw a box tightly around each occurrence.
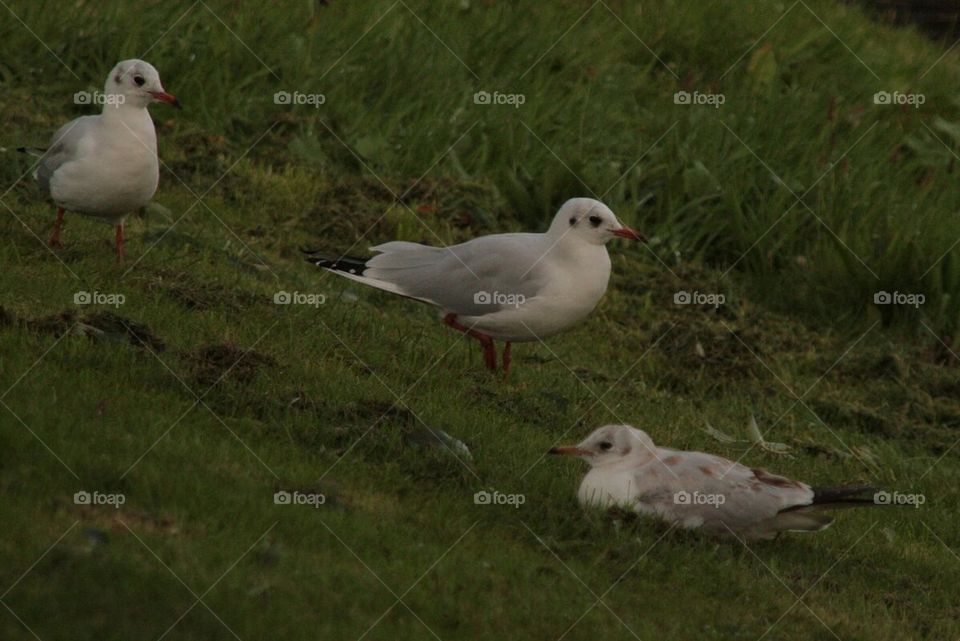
[19,59,180,261]
[550,424,878,540]
[303,198,645,374]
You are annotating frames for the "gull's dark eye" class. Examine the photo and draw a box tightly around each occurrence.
[134,75,145,87]
[588,215,602,227]
[599,441,613,451]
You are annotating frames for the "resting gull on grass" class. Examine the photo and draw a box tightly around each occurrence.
[550,424,880,540]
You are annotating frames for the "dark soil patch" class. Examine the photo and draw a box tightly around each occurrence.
[73,506,180,535]
[3,307,165,351]
[83,312,166,352]
[184,343,277,388]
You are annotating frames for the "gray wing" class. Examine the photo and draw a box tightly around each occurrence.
[34,116,96,192]
[364,233,552,316]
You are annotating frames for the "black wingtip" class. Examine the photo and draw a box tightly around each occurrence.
[302,248,369,276]
[812,484,877,504]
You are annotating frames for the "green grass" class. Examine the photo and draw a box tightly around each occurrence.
[2,1,960,639]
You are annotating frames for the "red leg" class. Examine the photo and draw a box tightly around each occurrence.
[443,313,497,371]
[49,207,64,247]
[482,340,496,371]
[502,342,512,376]
[115,223,125,263]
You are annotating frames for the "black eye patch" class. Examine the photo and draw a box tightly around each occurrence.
[569,216,577,226]
[588,215,602,227]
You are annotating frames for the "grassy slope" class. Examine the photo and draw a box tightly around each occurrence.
[1,1,959,639]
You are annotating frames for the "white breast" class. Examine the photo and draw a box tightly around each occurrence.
[577,466,643,508]
[50,109,159,220]
[466,244,612,342]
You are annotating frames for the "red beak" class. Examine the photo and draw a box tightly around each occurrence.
[548,446,589,456]
[148,91,182,109]
[612,227,647,242]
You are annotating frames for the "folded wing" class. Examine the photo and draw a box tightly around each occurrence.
[33,116,97,193]
[639,450,815,533]
[338,233,553,317]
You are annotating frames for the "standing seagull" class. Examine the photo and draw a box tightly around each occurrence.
[19,59,180,262]
[304,198,645,374]
[550,425,879,540]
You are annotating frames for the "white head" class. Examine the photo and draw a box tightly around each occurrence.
[547,198,645,246]
[103,59,180,111]
[550,424,656,467]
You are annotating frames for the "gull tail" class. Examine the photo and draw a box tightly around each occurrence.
[301,247,438,307]
[810,484,879,509]
[302,248,368,276]
[17,147,46,158]
[767,485,880,535]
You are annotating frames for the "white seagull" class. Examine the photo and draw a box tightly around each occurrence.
[550,425,878,540]
[304,198,645,374]
[19,59,180,262]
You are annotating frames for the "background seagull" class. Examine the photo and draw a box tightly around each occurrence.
[304,198,645,374]
[550,424,880,540]
[19,59,180,262]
